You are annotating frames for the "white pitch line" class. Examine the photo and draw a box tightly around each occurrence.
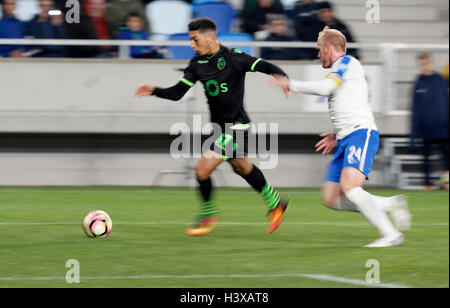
[0,273,411,288]
[0,221,447,227]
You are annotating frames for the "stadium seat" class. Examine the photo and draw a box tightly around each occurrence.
[146,0,192,35]
[13,0,40,21]
[217,33,255,55]
[168,33,196,59]
[192,0,215,13]
[194,1,235,33]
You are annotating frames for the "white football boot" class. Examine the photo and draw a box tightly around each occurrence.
[388,195,412,231]
[364,233,405,248]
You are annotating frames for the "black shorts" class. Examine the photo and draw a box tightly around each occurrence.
[209,124,250,160]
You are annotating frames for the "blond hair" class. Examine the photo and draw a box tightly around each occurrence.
[417,52,431,61]
[318,26,347,54]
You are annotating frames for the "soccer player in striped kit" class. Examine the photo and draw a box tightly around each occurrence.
[136,18,289,236]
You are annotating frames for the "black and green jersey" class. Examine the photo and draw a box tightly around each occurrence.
[153,45,288,127]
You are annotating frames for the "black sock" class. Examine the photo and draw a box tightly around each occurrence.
[198,177,213,202]
[197,177,217,217]
[242,165,281,211]
[242,165,267,193]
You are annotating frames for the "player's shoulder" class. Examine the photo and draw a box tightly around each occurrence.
[332,55,362,75]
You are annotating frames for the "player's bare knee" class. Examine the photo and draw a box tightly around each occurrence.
[232,164,248,176]
[231,165,243,176]
[321,194,336,209]
[195,165,210,181]
[230,160,252,176]
[340,182,359,194]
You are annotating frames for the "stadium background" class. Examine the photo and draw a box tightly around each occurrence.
[0,0,448,289]
[0,0,448,189]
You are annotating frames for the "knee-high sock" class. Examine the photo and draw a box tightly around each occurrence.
[241,165,266,192]
[242,165,280,211]
[345,187,400,237]
[333,195,359,212]
[197,177,217,218]
[334,194,395,212]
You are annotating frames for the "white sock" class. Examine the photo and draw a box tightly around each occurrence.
[333,195,359,212]
[345,187,400,238]
[371,195,397,212]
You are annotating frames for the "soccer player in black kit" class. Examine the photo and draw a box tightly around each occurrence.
[136,18,289,236]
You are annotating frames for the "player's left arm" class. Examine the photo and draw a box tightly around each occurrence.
[251,58,288,78]
[315,132,337,155]
[231,50,289,78]
[232,52,290,97]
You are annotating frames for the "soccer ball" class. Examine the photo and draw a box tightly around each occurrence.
[83,210,113,238]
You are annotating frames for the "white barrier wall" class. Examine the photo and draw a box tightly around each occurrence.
[0,59,406,187]
[0,58,407,135]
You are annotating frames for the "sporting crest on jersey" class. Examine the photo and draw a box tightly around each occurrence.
[217,57,226,70]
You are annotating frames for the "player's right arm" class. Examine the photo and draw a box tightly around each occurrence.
[135,61,197,101]
[136,81,192,101]
[270,56,349,96]
[270,75,339,97]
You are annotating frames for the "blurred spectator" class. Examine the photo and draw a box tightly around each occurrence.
[298,1,358,59]
[117,12,163,58]
[442,61,449,82]
[261,14,305,60]
[315,1,359,59]
[65,0,114,58]
[0,0,27,57]
[140,0,193,4]
[26,0,68,57]
[410,52,449,190]
[293,0,319,42]
[241,0,285,37]
[106,0,149,38]
[87,0,113,41]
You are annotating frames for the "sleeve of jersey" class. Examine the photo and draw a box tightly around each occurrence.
[289,79,338,96]
[152,64,197,101]
[152,81,191,101]
[326,56,351,87]
[289,56,351,96]
[252,58,288,77]
[232,51,288,77]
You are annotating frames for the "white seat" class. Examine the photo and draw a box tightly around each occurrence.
[146,0,193,35]
[14,0,40,21]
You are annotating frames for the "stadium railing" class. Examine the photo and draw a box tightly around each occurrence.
[0,38,448,115]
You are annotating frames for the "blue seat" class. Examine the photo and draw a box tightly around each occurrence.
[168,33,196,59]
[217,33,255,55]
[192,0,215,13]
[194,2,235,33]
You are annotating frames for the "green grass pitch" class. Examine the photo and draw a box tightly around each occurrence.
[0,187,448,288]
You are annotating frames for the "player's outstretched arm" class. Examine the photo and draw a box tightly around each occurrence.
[270,75,338,97]
[252,60,290,98]
[268,75,292,97]
[135,81,191,101]
[314,132,336,155]
[135,84,155,97]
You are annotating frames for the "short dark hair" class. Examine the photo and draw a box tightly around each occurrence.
[126,12,142,20]
[188,18,217,33]
[319,1,333,10]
